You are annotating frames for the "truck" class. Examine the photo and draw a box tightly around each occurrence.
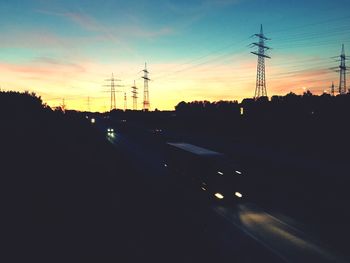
[165,142,245,202]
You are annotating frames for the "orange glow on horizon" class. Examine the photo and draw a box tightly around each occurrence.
[0,58,337,112]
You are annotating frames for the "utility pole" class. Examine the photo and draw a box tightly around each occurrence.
[250,24,271,99]
[131,80,138,111]
[142,63,150,111]
[103,73,122,111]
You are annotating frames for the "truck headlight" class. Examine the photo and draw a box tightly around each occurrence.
[235,192,243,198]
[214,193,224,199]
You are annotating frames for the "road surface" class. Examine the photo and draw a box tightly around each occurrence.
[100,123,347,262]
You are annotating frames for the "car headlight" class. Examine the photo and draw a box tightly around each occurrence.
[214,193,224,199]
[235,192,243,198]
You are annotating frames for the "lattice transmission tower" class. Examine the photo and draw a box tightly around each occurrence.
[142,63,150,111]
[338,44,349,95]
[331,82,335,96]
[124,92,127,111]
[61,98,66,113]
[250,24,271,99]
[104,73,122,111]
[87,96,91,112]
[131,80,138,110]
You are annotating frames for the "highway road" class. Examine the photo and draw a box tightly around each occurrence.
[213,204,343,262]
[98,122,347,262]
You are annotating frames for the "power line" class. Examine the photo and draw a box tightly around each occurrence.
[33,14,350,109]
[152,38,249,81]
[151,16,350,82]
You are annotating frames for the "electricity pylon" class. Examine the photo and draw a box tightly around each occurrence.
[338,44,348,95]
[103,73,122,111]
[331,82,335,96]
[250,24,271,99]
[131,80,138,110]
[142,63,150,111]
[124,92,127,111]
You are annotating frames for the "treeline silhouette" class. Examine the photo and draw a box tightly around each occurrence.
[174,91,350,164]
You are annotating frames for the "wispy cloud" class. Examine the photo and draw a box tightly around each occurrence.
[36,9,101,31]
[0,56,88,85]
[33,57,86,73]
[0,30,67,49]
[36,8,174,40]
[165,0,243,17]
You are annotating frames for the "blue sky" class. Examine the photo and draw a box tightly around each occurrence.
[1,0,350,110]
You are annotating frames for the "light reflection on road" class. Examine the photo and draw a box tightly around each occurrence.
[213,203,345,263]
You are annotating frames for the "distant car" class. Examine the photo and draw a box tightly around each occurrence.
[107,128,115,137]
[152,128,162,134]
[146,128,162,134]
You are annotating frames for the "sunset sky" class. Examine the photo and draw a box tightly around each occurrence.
[1,0,350,111]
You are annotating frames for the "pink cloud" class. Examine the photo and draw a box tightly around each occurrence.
[0,58,85,76]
